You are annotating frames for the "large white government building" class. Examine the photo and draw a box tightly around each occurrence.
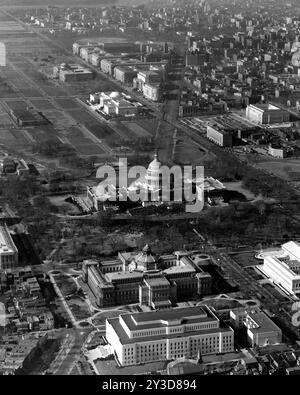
[261,241,300,296]
[246,103,290,124]
[0,224,18,270]
[106,305,234,366]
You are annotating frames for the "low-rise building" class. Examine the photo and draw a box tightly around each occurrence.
[114,66,138,84]
[55,63,93,83]
[244,311,282,347]
[142,83,160,101]
[207,125,232,147]
[268,144,287,158]
[9,109,49,127]
[137,70,162,85]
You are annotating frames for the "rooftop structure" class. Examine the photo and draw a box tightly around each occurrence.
[106,305,234,366]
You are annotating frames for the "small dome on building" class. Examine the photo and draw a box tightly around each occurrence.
[133,244,157,271]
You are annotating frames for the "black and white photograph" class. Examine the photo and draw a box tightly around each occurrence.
[0,0,300,382]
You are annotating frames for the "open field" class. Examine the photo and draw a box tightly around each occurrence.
[123,121,152,138]
[0,10,142,164]
[66,126,107,156]
[135,118,158,134]
[174,138,209,165]
[30,99,56,111]
[0,14,14,21]
[43,110,75,128]
[5,36,55,57]
[10,129,33,146]
[0,21,25,31]
[55,98,81,110]
[0,105,14,126]
[0,129,16,144]
[4,99,27,110]
[27,126,61,144]
[67,109,120,144]
[0,114,13,127]
[0,76,18,98]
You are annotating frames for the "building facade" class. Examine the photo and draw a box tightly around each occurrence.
[114,66,138,84]
[207,125,233,147]
[268,145,286,158]
[55,63,93,83]
[230,308,282,347]
[246,104,290,124]
[82,245,212,308]
[0,224,18,270]
[106,305,234,366]
[244,311,282,347]
[261,241,300,296]
[142,83,160,101]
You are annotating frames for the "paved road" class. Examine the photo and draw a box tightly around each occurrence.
[46,328,91,375]
[48,271,78,327]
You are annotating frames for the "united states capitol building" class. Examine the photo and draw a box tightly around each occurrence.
[86,153,224,211]
[82,245,212,308]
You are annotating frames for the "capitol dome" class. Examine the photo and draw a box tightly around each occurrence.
[127,152,164,201]
[145,153,162,191]
[147,153,161,171]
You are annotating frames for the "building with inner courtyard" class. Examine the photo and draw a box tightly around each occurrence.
[82,245,212,308]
